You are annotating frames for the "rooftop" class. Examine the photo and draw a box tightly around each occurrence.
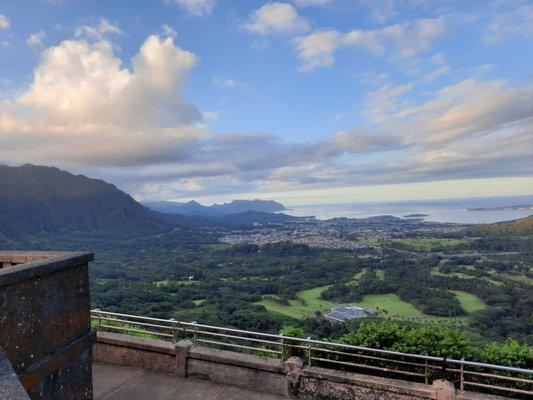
[325,306,373,322]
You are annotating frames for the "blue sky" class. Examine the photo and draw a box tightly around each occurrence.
[0,0,532,205]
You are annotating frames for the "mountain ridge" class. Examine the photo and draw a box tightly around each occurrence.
[143,199,286,217]
[0,164,295,240]
[0,164,167,239]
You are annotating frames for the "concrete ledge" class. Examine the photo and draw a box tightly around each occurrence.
[96,331,175,355]
[94,333,176,374]
[303,366,434,398]
[0,251,94,287]
[190,346,285,374]
[188,347,287,396]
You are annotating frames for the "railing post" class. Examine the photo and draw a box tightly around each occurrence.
[192,321,198,346]
[170,318,177,344]
[307,337,312,366]
[424,356,429,385]
[94,309,101,331]
[280,334,285,362]
[460,357,464,391]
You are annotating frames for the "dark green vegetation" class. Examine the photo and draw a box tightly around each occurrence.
[338,321,531,366]
[0,164,531,367]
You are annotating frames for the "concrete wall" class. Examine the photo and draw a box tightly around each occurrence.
[0,251,95,400]
[94,332,507,400]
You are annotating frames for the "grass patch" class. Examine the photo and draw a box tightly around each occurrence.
[357,236,382,245]
[347,268,384,285]
[260,286,469,324]
[502,274,533,285]
[202,243,231,251]
[391,237,466,251]
[353,294,425,318]
[430,266,476,279]
[154,279,197,287]
[347,268,367,285]
[258,285,334,319]
[193,299,206,306]
[450,290,486,313]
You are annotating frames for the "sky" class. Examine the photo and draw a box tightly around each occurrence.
[0,0,532,206]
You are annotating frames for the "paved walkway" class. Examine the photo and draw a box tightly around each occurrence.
[93,363,287,400]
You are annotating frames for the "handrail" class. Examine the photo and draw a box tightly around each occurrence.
[91,309,533,398]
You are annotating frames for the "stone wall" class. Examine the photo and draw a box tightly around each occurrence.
[0,251,95,400]
[94,331,507,400]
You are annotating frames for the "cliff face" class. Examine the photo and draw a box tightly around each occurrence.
[0,164,163,239]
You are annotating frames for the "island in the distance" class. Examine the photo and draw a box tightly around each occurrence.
[403,213,428,218]
[467,204,533,211]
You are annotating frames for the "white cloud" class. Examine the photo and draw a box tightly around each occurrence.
[26,31,45,48]
[359,71,388,86]
[202,111,219,120]
[162,24,177,38]
[294,18,445,71]
[293,0,332,6]
[243,2,310,35]
[76,18,122,40]
[166,0,216,17]
[213,77,236,88]
[1,34,204,167]
[420,65,449,84]
[483,2,533,43]
[0,14,9,30]
[293,30,341,71]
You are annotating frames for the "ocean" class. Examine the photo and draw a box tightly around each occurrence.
[286,195,533,224]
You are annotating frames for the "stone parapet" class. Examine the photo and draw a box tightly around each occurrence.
[0,251,95,400]
[94,331,509,400]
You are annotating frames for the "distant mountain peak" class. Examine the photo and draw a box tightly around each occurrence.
[144,198,286,217]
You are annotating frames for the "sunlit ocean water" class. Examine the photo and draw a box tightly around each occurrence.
[286,195,533,224]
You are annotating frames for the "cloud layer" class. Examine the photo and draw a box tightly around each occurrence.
[0,3,532,202]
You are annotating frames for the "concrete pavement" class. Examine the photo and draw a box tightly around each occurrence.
[93,362,287,400]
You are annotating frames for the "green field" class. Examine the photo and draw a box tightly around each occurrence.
[353,294,425,318]
[451,290,486,313]
[260,285,474,323]
[502,273,533,285]
[260,287,425,320]
[193,299,206,306]
[347,268,384,285]
[357,236,382,245]
[431,266,475,279]
[201,243,231,251]
[258,285,335,319]
[391,237,466,251]
[154,279,197,287]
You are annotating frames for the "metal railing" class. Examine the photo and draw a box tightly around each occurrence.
[91,309,533,398]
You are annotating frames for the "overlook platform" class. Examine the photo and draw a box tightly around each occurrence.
[93,362,285,400]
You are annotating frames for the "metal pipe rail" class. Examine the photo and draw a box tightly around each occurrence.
[91,309,532,398]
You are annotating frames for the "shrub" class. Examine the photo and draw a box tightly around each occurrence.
[483,340,532,367]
